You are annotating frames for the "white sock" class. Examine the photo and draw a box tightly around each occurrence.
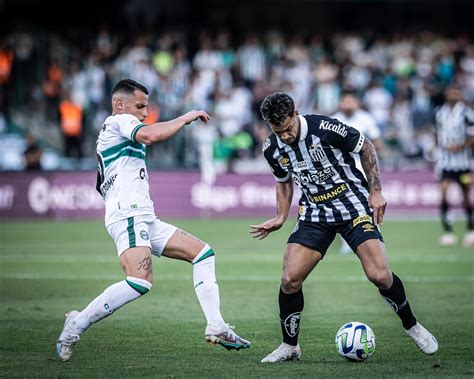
[192,245,226,330]
[72,276,152,334]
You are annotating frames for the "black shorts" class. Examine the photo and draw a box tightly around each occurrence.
[287,214,384,256]
[440,170,471,187]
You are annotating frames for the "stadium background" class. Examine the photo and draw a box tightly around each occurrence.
[0,0,473,377]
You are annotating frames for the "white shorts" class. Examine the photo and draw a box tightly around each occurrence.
[107,215,177,257]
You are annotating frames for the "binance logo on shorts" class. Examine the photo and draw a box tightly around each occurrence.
[140,230,149,240]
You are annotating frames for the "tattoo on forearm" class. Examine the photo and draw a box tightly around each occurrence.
[360,138,382,192]
[137,257,152,272]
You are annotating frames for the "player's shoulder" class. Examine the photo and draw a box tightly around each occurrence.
[303,114,348,136]
[110,113,141,126]
[262,133,278,155]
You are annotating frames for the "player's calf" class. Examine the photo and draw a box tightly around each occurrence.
[56,277,152,361]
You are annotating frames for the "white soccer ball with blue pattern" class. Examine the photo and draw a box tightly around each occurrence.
[335,321,376,361]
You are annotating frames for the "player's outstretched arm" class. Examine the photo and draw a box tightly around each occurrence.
[135,110,210,145]
[250,179,293,240]
[359,137,387,225]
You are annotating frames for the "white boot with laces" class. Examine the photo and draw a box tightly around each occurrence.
[56,310,81,361]
[405,322,438,355]
[261,342,301,363]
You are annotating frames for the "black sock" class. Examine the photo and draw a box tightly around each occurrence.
[379,273,417,330]
[441,200,452,232]
[279,287,304,346]
[465,205,473,230]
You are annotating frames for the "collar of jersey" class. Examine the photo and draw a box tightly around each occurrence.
[277,115,308,148]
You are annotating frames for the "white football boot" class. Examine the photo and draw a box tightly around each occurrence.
[405,322,438,354]
[439,233,457,247]
[205,324,251,351]
[462,230,474,247]
[261,342,301,363]
[56,310,81,361]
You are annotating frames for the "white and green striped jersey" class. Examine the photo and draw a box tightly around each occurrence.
[96,114,155,227]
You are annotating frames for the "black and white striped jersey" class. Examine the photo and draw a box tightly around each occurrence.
[435,102,474,171]
[263,114,371,223]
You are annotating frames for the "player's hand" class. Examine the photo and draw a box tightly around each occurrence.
[369,190,387,225]
[182,110,211,125]
[249,218,284,240]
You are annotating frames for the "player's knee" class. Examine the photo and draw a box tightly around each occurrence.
[367,269,392,289]
[281,274,303,294]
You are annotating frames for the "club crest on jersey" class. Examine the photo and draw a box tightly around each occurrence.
[278,156,290,168]
[308,144,327,162]
[319,120,348,137]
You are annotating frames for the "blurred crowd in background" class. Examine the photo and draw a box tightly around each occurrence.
[0,26,473,173]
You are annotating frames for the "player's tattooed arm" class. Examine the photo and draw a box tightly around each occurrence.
[360,136,387,225]
[360,137,382,192]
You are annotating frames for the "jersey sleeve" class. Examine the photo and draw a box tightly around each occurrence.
[263,138,291,182]
[114,114,146,142]
[318,115,365,153]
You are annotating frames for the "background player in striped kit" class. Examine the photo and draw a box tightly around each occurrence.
[56,79,250,362]
[332,90,385,254]
[434,85,474,247]
[251,92,437,363]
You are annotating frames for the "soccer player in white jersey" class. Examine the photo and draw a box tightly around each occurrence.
[56,79,250,361]
[434,85,474,247]
[333,90,385,253]
[252,92,437,363]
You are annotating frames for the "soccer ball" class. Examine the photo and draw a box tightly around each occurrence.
[335,321,375,362]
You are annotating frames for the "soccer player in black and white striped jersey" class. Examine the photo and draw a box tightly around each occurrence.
[435,85,474,247]
[251,92,437,363]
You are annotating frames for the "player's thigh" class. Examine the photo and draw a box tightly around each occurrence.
[287,220,337,258]
[282,243,323,289]
[162,228,206,262]
[355,239,392,287]
[439,171,456,198]
[107,216,154,281]
[119,246,153,283]
[340,214,384,253]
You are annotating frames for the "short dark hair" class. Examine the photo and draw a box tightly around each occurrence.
[260,92,295,126]
[340,89,358,99]
[112,79,149,96]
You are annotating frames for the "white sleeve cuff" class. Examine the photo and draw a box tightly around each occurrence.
[274,173,291,182]
[353,132,365,153]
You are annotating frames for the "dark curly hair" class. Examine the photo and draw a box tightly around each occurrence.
[260,92,295,126]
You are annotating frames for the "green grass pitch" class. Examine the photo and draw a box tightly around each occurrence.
[0,218,473,378]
